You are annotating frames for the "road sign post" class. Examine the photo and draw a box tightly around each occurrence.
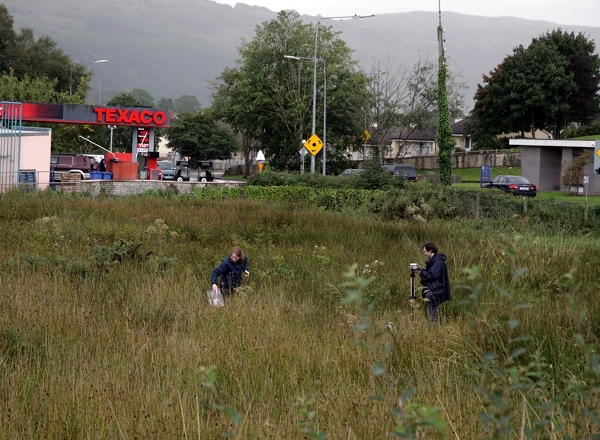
[303,133,324,157]
[595,141,600,174]
[299,146,308,174]
[480,165,491,187]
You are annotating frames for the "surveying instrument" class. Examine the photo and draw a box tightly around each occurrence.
[409,263,419,301]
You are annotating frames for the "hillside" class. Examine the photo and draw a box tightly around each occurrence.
[4,0,600,110]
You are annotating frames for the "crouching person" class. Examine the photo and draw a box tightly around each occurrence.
[211,246,250,295]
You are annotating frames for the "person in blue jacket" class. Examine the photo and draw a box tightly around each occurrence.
[211,246,250,295]
[417,241,451,323]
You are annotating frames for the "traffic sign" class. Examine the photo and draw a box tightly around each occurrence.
[361,130,371,142]
[299,146,309,158]
[303,133,323,156]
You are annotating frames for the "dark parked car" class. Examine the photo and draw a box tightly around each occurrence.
[50,154,92,181]
[485,175,537,197]
[340,168,365,176]
[383,164,418,181]
[157,160,177,180]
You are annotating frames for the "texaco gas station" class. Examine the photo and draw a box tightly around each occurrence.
[0,101,171,192]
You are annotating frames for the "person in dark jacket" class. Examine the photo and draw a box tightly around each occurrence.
[211,246,249,295]
[417,241,451,323]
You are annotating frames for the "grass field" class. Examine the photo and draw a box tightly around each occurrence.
[0,189,599,438]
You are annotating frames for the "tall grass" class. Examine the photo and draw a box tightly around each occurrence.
[0,190,598,438]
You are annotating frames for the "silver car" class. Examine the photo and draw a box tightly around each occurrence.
[157,161,177,180]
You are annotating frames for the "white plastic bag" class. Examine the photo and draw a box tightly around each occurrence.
[206,289,225,307]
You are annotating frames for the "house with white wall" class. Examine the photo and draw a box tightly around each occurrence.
[509,138,600,194]
[0,127,52,193]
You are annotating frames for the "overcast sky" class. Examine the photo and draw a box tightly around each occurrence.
[214,0,600,28]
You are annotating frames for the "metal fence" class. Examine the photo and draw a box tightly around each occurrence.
[0,102,23,192]
[0,170,56,194]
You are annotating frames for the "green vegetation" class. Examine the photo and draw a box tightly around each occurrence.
[470,29,600,144]
[436,30,454,186]
[0,188,599,438]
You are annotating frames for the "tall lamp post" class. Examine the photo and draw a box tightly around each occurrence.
[70,59,108,96]
[313,14,374,174]
[284,55,326,174]
[363,70,386,160]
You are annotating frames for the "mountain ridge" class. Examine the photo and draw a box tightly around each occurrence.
[4,0,600,110]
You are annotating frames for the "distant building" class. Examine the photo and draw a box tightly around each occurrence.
[509,138,600,194]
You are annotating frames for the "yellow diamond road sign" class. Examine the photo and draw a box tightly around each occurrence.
[304,133,323,156]
[361,130,371,142]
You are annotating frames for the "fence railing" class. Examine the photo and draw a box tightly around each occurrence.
[0,170,55,194]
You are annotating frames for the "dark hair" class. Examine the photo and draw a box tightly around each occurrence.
[422,241,438,254]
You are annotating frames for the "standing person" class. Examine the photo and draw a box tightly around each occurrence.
[98,159,107,172]
[417,241,451,323]
[211,246,250,295]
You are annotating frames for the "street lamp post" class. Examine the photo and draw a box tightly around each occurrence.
[364,70,387,160]
[108,125,117,152]
[69,59,108,96]
[313,14,374,174]
[284,55,326,174]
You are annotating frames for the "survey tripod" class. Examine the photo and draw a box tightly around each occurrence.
[410,267,417,301]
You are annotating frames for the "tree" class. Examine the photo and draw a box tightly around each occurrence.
[0,68,95,152]
[470,29,600,146]
[157,97,174,111]
[561,150,592,194]
[0,68,70,103]
[211,11,366,173]
[0,6,77,95]
[173,95,201,113]
[534,29,600,137]
[362,55,465,163]
[130,88,155,107]
[436,25,455,186]
[165,110,240,164]
[0,5,16,73]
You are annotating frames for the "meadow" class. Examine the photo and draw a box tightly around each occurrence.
[0,187,599,439]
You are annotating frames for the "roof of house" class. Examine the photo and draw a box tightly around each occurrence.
[390,117,471,142]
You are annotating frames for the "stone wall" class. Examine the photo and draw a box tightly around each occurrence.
[392,151,521,170]
[78,180,245,197]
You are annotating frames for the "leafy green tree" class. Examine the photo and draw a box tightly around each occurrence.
[0,68,70,103]
[0,68,95,152]
[130,88,155,107]
[165,110,240,163]
[12,28,73,93]
[173,94,201,113]
[354,158,397,190]
[534,29,600,136]
[156,97,174,111]
[436,26,454,186]
[0,5,77,95]
[561,150,592,193]
[470,29,600,146]
[211,11,366,173]
[212,64,264,176]
[0,5,16,72]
